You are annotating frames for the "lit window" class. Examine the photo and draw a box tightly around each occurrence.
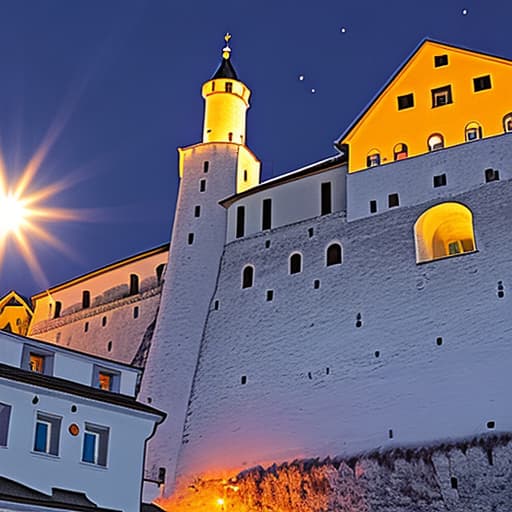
[289,253,302,275]
[326,243,342,266]
[431,85,452,107]
[397,93,414,110]
[242,265,254,289]
[434,54,448,67]
[465,122,482,141]
[93,366,120,392]
[0,403,11,447]
[503,113,512,133]
[34,413,61,456]
[366,150,380,167]
[393,143,408,160]
[29,353,45,373]
[473,75,491,92]
[82,423,109,467]
[428,134,445,151]
[414,202,476,263]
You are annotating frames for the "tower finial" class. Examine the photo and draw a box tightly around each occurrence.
[222,33,232,60]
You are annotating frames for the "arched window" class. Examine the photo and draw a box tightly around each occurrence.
[393,143,408,160]
[465,121,483,141]
[366,149,381,168]
[326,243,342,266]
[503,113,512,133]
[414,202,476,263]
[156,264,166,285]
[428,134,444,151]
[82,291,90,309]
[242,265,254,289]
[289,253,302,275]
[129,274,139,295]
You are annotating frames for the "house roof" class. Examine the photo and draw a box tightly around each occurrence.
[0,476,121,512]
[334,38,512,149]
[0,290,33,315]
[0,362,166,420]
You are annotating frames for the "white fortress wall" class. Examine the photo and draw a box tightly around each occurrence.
[29,248,168,363]
[347,134,512,221]
[226,162,347,242]
[174,137,512,480]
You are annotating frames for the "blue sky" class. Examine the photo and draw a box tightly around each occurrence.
[0,0,509,296]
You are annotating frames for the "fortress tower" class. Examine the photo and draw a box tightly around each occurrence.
[139,35,260,492]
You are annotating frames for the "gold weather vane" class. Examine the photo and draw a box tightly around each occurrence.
[222,33,232,60]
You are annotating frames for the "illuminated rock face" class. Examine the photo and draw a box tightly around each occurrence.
[162,435,512,512]
[171,135,512,485]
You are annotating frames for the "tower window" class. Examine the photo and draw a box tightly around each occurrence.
[102,316,107,327]
[321,182,332,215]
[326,243,342,266]
[369,200,377,214]
[84,322,89,333]
[242,265,254,289]
[225,82,233,93]
[433,174,447,187]
[388,193,399,208]
[203,161,209,173]
[431,85,452,107]
[194,205,201,218]
[133,306,139,319]
[188,233,194,245]
[397,93,414,110]
[262,199,272,230]
[0,403,11,447]
[199,179,206,192]
[289,253,302,275]
[236,206,245,238]
[434,54,448,67]
[82,291,90,309]
[473,75,491,92]
[129,274,139,295]
[243,170,248,182]
[156,264,166,285]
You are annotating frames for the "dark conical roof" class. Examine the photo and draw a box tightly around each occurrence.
[212,57,238,80]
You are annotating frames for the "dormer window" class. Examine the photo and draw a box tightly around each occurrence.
[22,345,54,376]
[431,85,452,107]
[93,365,120,392]
[29,353,45,373]
[225,82,233,93]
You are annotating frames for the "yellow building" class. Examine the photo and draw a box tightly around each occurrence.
[0,290,33,335]
[336,39,512,172]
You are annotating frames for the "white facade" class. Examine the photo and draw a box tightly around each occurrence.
[0,330,164,512]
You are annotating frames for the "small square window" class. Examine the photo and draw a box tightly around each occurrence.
[397,93,414,110]
[433,174,447,187]
[388,193,399,208]
[485,168,500,183]
[432,85,452,107]
[473,75,491,92]
[434,54,448,67]
[199,179,206,192]
[34,413,61,456]
[448,241,462,255]
[82,423,109,466]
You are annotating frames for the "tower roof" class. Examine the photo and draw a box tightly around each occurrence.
[211,33,239,80]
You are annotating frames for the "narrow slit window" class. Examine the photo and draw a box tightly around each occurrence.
[82,291,90,309]
[262,199,272,230]
[194,205,201,218]
[203,161,209,173]
[242,266,254,289]
[199,179,206,192]
[370,200,377,214]
[321,182,332,215]
[289,253,302,275]
[188,233,194,245]
[54,301,62,319]
[129,274,139,295]
[236,206,245,238]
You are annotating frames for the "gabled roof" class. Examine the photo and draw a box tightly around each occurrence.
[334,38,512,149]
[0,290,32,315]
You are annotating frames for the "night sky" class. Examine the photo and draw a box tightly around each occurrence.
[0,0,510,297]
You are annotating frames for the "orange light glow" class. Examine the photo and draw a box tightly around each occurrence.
[216,498,225,507]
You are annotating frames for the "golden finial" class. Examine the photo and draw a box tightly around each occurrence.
[222,33,232,60]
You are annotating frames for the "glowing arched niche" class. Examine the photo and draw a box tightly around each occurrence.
[414,202,476,263]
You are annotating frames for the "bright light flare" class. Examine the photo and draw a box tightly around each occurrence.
[0,193,28,238]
